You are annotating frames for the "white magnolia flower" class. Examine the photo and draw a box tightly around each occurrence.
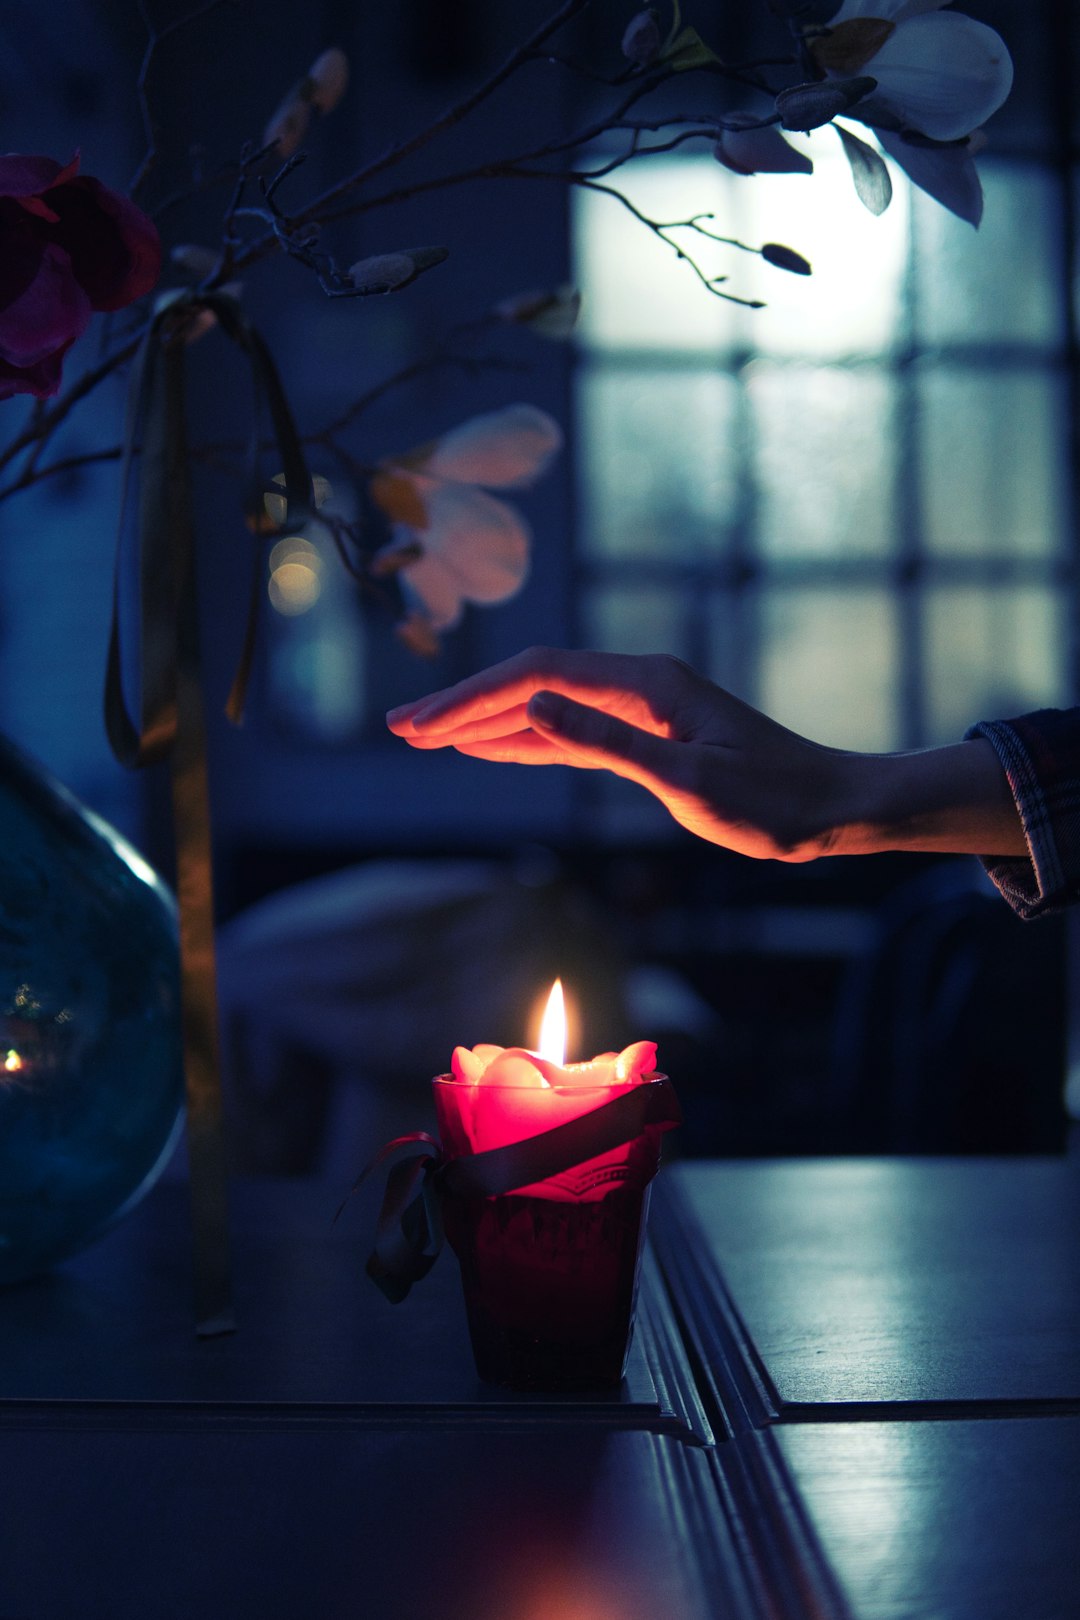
[372,404,563,632]
[823,0,1013,142]
[875,125,986,225]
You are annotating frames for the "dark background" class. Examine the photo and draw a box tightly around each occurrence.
[0,0,1073,1169]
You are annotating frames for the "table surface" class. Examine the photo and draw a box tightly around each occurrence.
[2,1157,1078,1620]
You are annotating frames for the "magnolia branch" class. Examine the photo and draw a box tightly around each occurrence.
[0,0,791,492]
[130,0,241,198]
[0,329,527,508]
[290,0,595,228]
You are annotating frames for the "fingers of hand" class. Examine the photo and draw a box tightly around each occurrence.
[452,731,593,768]
[528,692,679,792]
[395,703,533,749]
[386,647,675,737]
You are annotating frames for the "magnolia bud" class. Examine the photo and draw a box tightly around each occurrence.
[493,285,581,339]
[152,286,241,345]
[307,47,349,114]
[349,253,416,293]
[348,244,449,294]
[621,8,661,66]
[761,242,812,275]
[170,243,221,278]
[776,76,876,132]
[263,96,311,158]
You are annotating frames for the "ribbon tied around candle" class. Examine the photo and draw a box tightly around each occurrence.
[345,1074,681,1304]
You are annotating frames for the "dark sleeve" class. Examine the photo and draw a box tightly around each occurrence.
[964,708,1080,919]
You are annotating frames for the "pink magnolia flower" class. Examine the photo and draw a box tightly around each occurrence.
[372,404,563,634]
[0,153,161,400]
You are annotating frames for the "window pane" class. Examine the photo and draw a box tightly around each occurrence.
[918,368,1067,557]
[924,586,1067,744]
[748,362,897,558]
[703,592,742,696]
[584,586,687,659]
[759,588,899,750]
[573,141,909,358]
[574,158,739,352]
[577,366,739,559]
[731,135,909,359]
[914,164,1064,348]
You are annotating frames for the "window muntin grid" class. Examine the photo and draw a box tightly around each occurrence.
[573,142,1071,771]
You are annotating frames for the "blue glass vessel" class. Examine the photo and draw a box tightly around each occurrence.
[0,734,183,1285]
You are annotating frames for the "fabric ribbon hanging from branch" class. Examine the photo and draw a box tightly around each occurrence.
[106,294,312,1336]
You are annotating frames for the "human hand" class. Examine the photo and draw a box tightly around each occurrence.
[387,647,851,860]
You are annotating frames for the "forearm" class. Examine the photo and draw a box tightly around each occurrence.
[824,738,1028,858]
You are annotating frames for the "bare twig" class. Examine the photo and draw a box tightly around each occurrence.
[0,335,141,480]
[290,0,595,229]
[130,0,240,198]
[0,0,792,496]
[574,178,766,305]
[0,448,124,507]
[316,349,528,439]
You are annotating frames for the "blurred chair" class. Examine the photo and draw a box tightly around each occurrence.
[828,860,1067,1153]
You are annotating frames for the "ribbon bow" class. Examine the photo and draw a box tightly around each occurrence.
[343,1078,681,1303]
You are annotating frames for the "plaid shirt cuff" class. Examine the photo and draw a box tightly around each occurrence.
[965,709,1080,919]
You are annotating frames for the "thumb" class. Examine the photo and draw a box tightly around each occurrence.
[528,691,678,785]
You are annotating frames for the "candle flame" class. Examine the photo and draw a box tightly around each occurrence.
[4,1049,23,1073]
[537,978,567,1066]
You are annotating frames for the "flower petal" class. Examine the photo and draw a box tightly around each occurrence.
[715,120,814,176]
[423,404,563,489]
[371,469,430,529]
[49,176,162,309]
[0,152,75,198]
[401,555,466,632]
[0,340,72,399]
[398,484,531,628]
[0,240,90,365]
[832,0,947,19]
[835,123,894,214]
[876,128,983,225]
[859,12,1013,141]
[0,202,47,322]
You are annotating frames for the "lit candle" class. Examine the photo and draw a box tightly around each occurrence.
[437,978,661,1168]
[431,979,679,1390]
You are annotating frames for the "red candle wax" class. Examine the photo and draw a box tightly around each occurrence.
[433,981,676,1390]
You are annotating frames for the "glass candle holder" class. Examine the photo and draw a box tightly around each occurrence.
[432,1075,675,1391]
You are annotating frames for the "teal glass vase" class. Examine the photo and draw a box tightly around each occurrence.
[0,734,184,1285]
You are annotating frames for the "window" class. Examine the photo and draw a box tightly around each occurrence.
[572,137,1072,831]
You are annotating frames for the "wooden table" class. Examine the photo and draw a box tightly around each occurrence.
[1,1159,1078,1619]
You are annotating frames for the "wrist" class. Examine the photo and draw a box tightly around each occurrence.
[822,740,1027,858]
